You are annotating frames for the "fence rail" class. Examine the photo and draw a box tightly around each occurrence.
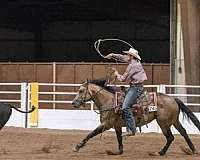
[31,83,200,108]
[0,83,199,107]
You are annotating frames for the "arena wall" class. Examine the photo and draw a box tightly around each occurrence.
[0,62,170,109]
[0,62,169,84]
[6,109,200,135]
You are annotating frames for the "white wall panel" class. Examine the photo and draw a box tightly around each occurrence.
[6,109,200,135]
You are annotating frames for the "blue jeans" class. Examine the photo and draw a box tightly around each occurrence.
[122,85,143,132]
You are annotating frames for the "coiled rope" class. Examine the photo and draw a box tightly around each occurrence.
[94,39,134,58]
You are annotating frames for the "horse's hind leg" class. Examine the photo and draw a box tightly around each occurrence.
[159,127,174,155]
[174,120,197,154]
[150,122,174,156]
[73,123,110,152]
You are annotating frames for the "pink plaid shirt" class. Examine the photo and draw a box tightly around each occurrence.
[112,54,147,84]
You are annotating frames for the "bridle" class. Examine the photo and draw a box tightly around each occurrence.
[81,81,103,106]
[81,82,114,114]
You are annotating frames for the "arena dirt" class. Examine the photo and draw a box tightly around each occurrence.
[0,127,199,160]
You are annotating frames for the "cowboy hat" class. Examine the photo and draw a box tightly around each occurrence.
[123,48,141,60]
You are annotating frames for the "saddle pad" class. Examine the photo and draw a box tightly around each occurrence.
[115,90,157,107]
[136,91,157,107]
[148,92,157,106]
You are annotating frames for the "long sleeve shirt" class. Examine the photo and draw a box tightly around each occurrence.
[112,54,147,84]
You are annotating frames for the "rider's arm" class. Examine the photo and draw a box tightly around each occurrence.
[112,54,129,63]
[105,53,129,63]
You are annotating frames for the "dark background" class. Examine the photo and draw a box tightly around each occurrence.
[0,0,170,63]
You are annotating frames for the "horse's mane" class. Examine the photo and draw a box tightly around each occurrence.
[88,79,115,94]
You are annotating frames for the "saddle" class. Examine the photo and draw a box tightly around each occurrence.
[114,87,157,118]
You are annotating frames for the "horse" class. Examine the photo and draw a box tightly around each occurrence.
[72,79,200,156]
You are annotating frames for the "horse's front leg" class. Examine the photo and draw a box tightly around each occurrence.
[106,126,123,155]
[73,123,109,152]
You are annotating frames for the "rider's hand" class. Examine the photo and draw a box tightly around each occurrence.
[105,53,113,59]
[114,71,119,76]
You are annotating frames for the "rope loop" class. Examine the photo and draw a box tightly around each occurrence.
[94,39,134,58]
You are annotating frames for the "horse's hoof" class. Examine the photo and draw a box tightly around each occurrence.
[73,146,79,152]
[180,146,193,155]
[149,152,160,156]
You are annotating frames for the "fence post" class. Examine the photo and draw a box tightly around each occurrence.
[29,82,39,127]
[158,84,166,94]
[91,102,94,111]
[21,82,28,128]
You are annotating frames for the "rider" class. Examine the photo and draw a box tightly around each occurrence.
[105,48,147,137]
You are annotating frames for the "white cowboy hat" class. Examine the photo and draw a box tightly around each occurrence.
[123,48,141,60]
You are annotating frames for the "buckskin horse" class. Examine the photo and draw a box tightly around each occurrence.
[72,79,200,156]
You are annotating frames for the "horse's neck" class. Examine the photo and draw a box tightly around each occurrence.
[89,85,114,108]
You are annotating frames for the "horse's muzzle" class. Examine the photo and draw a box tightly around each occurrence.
[72,99,82,108]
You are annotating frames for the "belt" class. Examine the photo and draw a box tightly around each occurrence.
[130,83,143,87]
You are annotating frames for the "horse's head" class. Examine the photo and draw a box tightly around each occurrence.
[72,79,114,109]
[72,80,92,108]
[105,67,117,85]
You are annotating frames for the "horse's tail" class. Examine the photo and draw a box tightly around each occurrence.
[9,105,35,113]
[175,98,200,131]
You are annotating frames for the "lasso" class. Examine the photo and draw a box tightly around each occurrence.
[94,38,134,58]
